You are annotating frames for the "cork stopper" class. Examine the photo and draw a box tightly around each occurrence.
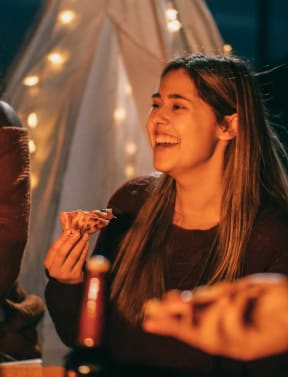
[86,255,110,273]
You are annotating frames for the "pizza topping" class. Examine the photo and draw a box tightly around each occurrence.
[60,208,115,235]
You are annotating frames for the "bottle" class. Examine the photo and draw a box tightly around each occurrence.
[64,255,111,377]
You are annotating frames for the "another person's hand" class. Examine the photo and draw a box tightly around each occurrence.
[142,273,288,360]
[44,230,89,284]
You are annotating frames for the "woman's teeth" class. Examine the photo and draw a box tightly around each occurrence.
[155,135,180,146]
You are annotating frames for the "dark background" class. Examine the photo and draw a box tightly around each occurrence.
[0,0,287,140]
[209,0,288,67]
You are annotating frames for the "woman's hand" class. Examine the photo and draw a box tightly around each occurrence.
[142,274,288,360]
[44,230,89,284]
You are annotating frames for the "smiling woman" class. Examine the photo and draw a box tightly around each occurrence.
[45,53,288,377]
[146,68,235,192]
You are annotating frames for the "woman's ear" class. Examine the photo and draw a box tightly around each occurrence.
[218,113,238,141]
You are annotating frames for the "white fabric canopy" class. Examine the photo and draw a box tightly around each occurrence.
[3,0,224,364]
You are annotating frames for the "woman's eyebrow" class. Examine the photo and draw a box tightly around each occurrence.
[151,92,192,102]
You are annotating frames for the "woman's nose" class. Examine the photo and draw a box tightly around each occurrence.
[153,108,169,125]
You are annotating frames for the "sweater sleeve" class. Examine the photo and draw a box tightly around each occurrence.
[45,279,83,347]
[265,208,288,274]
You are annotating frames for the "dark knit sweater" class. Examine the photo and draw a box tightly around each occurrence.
[0,127,45,361]
[45,175,288,377]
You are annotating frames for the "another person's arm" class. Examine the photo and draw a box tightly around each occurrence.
[143,273,288,361]
[0,101,46,360]
[0,101,30,298]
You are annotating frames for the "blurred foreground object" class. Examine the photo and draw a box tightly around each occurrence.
[143,273,288,361]
[64,255,111,376]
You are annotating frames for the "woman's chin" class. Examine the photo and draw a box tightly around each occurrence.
[153,163,171,174]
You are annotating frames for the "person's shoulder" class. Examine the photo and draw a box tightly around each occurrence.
[111,173,160,197]
[117,173,159,191]
[107,173,161,217]
[245,204,288,274]
[252,203,288,251]
[256,204,288,232]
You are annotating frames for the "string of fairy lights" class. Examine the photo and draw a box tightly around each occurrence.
[22,6,80,189]
[21,1,232,189]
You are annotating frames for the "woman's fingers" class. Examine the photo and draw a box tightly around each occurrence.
[71,240,89,274]
[58,233,88,271]
[44,231,89,284]
[44,230,81,269]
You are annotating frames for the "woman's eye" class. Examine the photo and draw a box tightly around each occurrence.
[173,103,184,110]
[151,103,160,108]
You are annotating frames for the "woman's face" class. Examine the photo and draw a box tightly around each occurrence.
[146,68,225,180]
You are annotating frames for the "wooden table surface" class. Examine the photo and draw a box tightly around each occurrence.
[0,363,64,377]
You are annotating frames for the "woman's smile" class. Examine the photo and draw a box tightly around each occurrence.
[154,133,180,149]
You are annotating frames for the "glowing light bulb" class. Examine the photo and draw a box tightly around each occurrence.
[113,107,126,123]
[47,51,68,66]
[223,44,233,54]
[57,9,76,25]
[78,365,91,374]
[27,112,38,128]
[125,83,132,96]
[167,19,182,32]
[125,141,137,156]
[165,4,181,33]
[124,163,135,178]
[22,75,39,87]
[166,7,178,21]
[31,173,39,189]
[29,139,36,154]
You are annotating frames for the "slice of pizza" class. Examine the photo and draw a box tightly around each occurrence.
[60,208,114,235]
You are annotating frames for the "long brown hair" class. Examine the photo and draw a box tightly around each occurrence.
[111,54,288,324]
